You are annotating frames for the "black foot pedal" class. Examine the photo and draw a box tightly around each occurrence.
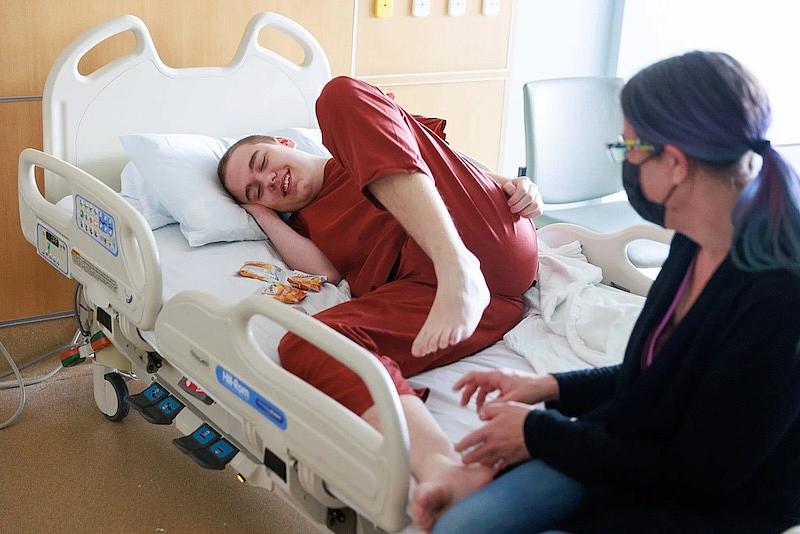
[125,383,184,425]
[173,424,238,470]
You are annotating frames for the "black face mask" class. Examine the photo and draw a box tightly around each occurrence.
[622,158,677,227]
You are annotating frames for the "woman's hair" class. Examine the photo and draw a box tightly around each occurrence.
[622,51,800,274]
[216,134,278,196]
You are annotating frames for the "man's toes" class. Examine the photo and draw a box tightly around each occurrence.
[438,329,453,349]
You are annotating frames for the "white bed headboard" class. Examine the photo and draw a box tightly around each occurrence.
[43,12,331,201]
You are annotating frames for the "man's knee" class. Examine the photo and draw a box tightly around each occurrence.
[318,76,364,107]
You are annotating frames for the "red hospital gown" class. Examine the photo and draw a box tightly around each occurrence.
[278,77,538,415]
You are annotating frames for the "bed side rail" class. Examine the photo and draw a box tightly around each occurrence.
[155,291,410,533]
[537,223,674,297]
[18,148,162,330]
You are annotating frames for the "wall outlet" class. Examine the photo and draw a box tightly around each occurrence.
[374,0,394,18]
[448,0,467,17]
[412,0,432,17]
[482,0,500,16]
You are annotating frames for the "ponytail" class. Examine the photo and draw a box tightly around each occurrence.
[732,148,800,274]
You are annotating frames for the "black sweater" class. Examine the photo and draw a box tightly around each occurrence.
[524,233,800,531]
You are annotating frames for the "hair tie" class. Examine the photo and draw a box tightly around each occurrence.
[750,139,771,154]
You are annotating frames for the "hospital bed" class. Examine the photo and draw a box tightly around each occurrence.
[17,13,671,533]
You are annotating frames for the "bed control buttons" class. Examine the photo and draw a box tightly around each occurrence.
[173,424,239,470]
[75,194,118,256]
[124,383,184,425]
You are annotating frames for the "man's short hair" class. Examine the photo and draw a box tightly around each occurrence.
[217,135,279,197]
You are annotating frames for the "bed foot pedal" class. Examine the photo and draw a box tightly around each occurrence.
[173,424,238,470]
[125,382,184,425]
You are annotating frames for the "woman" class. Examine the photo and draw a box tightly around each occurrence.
[414,51,800,533]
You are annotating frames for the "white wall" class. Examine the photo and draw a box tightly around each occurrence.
[498,0,622,176]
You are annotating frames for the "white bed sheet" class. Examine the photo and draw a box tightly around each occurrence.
[139,224,536,446]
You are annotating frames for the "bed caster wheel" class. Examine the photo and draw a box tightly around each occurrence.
[101,372,130,422]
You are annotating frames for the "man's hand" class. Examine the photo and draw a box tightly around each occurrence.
[501,177,543,219]
[455,401,533,469]
[453,369,559,411]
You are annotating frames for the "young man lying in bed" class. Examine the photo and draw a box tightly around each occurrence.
[217,76,542,526]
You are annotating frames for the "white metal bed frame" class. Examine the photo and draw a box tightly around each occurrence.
[17,13,672,533]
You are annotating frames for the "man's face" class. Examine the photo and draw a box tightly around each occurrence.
[224,140,321,212]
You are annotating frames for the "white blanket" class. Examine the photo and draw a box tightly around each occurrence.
[504,241,646,374]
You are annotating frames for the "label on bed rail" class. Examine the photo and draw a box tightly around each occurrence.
[216,366,287,430]
[71,249,118,293]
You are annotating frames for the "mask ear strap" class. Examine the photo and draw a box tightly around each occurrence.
[661,183,679,205]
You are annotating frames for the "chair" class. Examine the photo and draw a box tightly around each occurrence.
[523,77,669,269]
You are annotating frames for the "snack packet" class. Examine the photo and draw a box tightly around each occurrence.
[239,261,282,283]
[262,283,307,304]
[287,271,327,292]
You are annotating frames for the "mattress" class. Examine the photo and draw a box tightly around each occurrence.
[140,224,536,444]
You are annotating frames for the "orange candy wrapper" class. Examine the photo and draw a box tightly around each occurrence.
[262,283,307,304]
[287,273,325,292]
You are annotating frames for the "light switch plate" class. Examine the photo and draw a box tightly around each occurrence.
[375,0,394,18]
[482,0,500,16]
[448,0,467,17]
[412,0,431,17]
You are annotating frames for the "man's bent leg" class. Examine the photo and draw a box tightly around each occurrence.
[368,172,490,358]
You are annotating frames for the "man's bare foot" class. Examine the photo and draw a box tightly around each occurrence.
[412,250,490,357]
[412,461,495,532]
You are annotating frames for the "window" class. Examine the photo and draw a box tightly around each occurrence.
[617,0,800,144]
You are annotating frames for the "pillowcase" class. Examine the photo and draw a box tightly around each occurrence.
[120,162,175,230]
[119,129,330,247]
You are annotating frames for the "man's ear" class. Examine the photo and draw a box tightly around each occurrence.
[275,136,297,149]
[662,144,690,185]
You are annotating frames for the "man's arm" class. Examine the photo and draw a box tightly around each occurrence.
[244,204,341,283]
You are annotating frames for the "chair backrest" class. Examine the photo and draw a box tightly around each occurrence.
[523,77,624,204]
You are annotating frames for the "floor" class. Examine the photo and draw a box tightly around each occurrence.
[0,321,317,534]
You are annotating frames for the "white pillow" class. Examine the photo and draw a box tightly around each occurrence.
[119,129,329,246]
[120,162,175,230]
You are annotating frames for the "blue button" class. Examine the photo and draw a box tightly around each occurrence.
[144,384,166,402]
[192,425,218,446]
[158,396,183,415]
[210,439,236,460]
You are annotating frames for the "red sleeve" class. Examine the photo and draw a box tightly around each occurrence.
[288,212,309,238]
[412,115,447,141]
[315,77,433,206]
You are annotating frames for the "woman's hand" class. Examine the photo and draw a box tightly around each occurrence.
[453,369,559,411]
[455,401,533,469]
[501,177,543,219]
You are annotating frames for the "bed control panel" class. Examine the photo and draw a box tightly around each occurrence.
[36,222,70,276]
[75,194,118,256]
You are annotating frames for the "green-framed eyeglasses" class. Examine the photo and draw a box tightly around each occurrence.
[606,135,658,163]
